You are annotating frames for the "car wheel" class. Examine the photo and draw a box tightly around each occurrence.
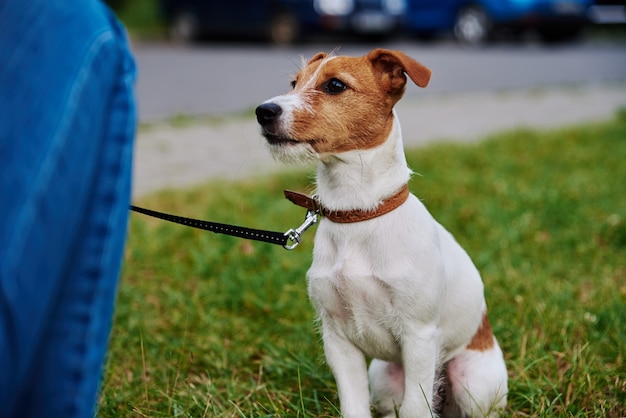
[269,12,299,45]
[169,11,199,44]
[454,5,491,45]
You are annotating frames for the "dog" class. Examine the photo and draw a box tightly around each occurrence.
[255,49,508,418]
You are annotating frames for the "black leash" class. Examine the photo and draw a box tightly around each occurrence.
[129,201,318,250]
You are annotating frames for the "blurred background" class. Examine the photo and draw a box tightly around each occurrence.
[104,0,626,122]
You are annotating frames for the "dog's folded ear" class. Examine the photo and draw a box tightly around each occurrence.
[307,52,328,65]
[367,49,432,97]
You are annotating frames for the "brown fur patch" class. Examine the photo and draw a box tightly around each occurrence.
[467,313,495,351]
[286,50,431,156]
[290,55,394,154]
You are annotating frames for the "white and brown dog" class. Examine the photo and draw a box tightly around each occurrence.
[255,49,508,418]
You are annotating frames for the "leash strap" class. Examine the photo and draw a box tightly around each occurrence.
[129,204,318,250]
[130,185,409,248]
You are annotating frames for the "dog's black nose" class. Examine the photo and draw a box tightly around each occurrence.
[255,103,282,126]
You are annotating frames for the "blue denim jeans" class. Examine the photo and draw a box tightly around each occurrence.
[0,1,136,416]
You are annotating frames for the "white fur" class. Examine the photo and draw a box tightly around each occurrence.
[314,115,411,211]
[259,59,508,417]
[443,343,508,417]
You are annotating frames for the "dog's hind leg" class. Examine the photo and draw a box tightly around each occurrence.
[369,359,404,417]
[442,316,508,417]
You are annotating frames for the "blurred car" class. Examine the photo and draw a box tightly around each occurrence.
[404,0,593,44]
[160,0,407,44]
[588,0,626,24]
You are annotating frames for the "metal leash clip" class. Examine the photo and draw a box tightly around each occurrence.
[283,210,319,250]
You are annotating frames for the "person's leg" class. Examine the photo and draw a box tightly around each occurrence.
[0,0,136,416]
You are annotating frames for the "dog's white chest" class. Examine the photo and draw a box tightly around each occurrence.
[308,248,403,361]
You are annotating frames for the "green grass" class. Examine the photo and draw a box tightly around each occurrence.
[99,112,626,417]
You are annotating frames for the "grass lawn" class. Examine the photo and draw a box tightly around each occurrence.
[99,112,626,417]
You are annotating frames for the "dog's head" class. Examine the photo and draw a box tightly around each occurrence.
[255,49,431,163]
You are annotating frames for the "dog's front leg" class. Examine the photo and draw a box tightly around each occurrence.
[322,325,372,418]
[399,324,440,418]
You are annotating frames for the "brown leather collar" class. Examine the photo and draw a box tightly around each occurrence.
[284,184,410,224]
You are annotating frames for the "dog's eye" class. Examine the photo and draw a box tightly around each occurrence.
[290,80,297,89]
[324,78,347,95]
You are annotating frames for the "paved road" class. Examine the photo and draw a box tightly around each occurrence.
[133,39,626,121]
